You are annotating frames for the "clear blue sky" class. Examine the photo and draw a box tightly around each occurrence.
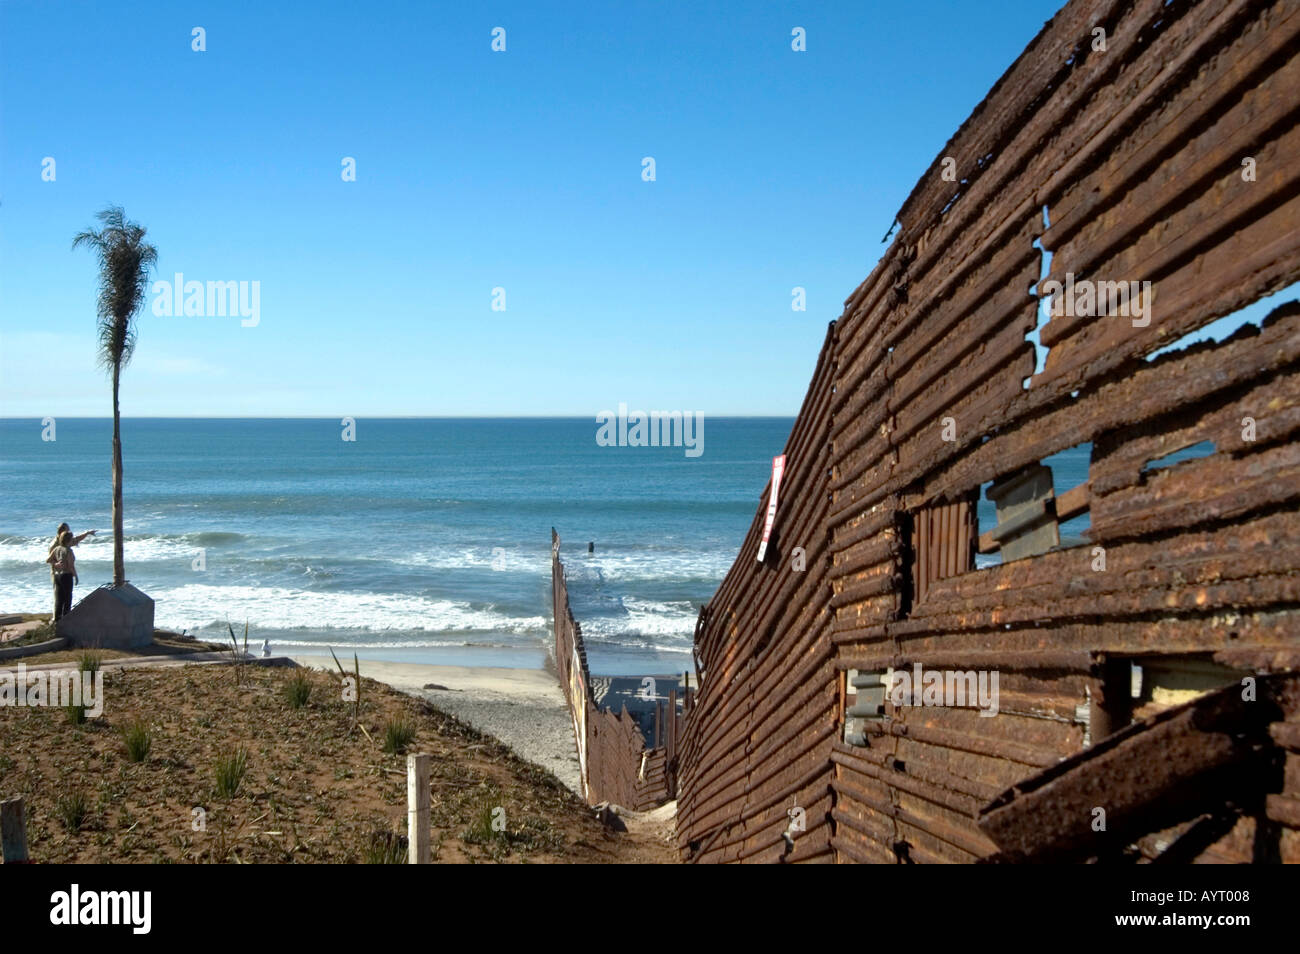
[2,1,1105,416]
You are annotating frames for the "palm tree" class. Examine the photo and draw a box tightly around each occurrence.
[73,206,157,587]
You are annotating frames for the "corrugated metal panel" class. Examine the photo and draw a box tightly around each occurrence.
[677,0,1300,863]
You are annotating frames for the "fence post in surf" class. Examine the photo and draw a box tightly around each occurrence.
[667,689,678,793]
[1,797,29,863]
[407,754,431,864]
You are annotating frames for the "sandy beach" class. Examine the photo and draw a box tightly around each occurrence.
[290,655,583,796]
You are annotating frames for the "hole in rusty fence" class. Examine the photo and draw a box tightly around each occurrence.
[1140,440,1216,475]
[975,441,1092,565]
[1146,281,1300,363]
[1024,206,1053,388]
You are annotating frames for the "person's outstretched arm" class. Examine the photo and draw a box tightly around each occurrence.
[73,530,96,545]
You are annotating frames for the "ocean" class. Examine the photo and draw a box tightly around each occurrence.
[0,418,791,674]
[0,418,1092,674]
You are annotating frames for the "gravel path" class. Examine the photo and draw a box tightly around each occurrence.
[410,685,582,795]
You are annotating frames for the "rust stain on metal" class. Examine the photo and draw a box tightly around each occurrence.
[977,675,1297,862]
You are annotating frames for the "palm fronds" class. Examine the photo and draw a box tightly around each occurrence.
[72,205,158,371]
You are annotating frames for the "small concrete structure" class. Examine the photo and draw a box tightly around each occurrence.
[56,583,154,649]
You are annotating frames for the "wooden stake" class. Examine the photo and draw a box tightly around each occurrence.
[407,753,430,864]
[1,797,29,863]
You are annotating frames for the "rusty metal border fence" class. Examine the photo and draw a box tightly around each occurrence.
[551,529,685,810]
[677,0,1300,863]
[676,326,840,862]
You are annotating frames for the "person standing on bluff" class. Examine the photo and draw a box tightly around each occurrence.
[49,522,95,553]
[46,530,82,620]
[47,521,95,590]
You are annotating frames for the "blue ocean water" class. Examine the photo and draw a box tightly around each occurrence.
[0,418,791,674]
[0,418,1093,673]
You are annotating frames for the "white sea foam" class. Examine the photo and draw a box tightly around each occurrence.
[0,534,734,585]
[577,597,698,643]
[152,584,548,635]
[404,547,550,572]
[0,536,717,660]
[0,534,199,565]
[621,597,699,635]
[402,546,730,582]
[577,635,694,655]
[0,578,547,637]
[564,550,734,583]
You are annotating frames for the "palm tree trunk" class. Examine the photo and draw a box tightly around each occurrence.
[112,363,125,586]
